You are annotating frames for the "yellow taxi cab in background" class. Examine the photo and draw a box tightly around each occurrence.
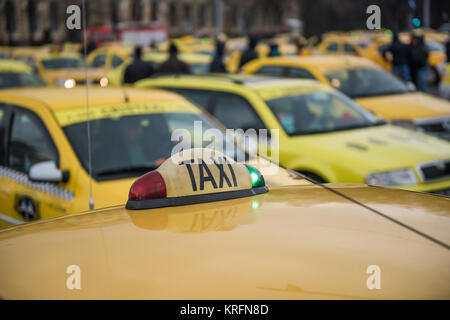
[86,45,133,73]
[243,56,450,140]
[137,75,450,194]
[0,86,303,228]
[107,52,212,86]
[314,35,368,57]
[0,60,45,89]
[0,148,448,299]
[10,49,106,87]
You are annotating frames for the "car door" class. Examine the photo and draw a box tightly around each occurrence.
[0,105,73,226]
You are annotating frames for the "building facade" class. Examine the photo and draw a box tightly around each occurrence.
[0,0,300,45]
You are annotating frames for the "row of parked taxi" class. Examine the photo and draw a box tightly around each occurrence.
[0,31,449,300]
[0,30,449,227]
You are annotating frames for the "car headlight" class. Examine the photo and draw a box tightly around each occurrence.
[365,168,418,186]
[55,78,76,88]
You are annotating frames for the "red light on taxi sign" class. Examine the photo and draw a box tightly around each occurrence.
[126,149,268,210]
[128,171,166,201]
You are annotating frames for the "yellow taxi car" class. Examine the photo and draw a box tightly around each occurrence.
[243,56,450,140]
[86,45,133,73]
[0,60,45,89]
[314,35,368,57]
[0,86,304,228]
[0,148,448,299]
[107,52,212,86]
[137,74,450,193]
[10,49,106,87]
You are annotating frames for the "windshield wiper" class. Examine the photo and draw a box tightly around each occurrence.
[95,165,159,177]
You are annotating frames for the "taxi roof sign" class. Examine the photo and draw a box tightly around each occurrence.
[126,148,267,210]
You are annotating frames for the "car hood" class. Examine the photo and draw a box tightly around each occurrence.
[289,125,450,171]
[355,92,450,121]
[0,185,448,299]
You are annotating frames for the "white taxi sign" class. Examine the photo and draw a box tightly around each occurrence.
[126,148,267,210]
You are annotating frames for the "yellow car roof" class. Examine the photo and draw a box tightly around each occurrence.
[250,56,379,73]
[137,73,328,95]
[0,184,448,299]
[0,59,32,73]
[0,87,200,112]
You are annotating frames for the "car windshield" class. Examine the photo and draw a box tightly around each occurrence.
[41,57,87,69]
[0,72,46,89]
[266,90,379,136]
[189,63,209,75]
[63,112,247,180]
[325,67,409,98]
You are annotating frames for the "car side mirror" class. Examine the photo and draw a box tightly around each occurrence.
[29,161,69,183]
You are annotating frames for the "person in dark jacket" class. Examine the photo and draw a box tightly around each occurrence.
[123,46,155,84]
[157,43,191,75]
[210,40,226,73]
[268,42,280,57]
[409,34,429,92]
[382,32,411,82]
[239,35,259,69]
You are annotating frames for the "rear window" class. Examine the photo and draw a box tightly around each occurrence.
[42,57,87,69]
[0,72,45,89]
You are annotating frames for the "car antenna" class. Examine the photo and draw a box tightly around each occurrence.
[82,0,94,210]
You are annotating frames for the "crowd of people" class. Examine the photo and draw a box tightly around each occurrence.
[382,31,430,92]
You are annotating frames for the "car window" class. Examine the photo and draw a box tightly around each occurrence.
[325,67,409,98]
[343,43,357,54]
[189,63,209,75]
[42,58,87,69]
[326,42,338,52]
[266,91,377,136]
[62,112,246,180]
[27,57,37,70]
[92,54,107,67]
[211,93,266,131]
[169,88,212,109]
[0,72,46,89]
[111,55,123,67]
[8,108,57,173]
[287,67,316,79]
[255,65,285,77]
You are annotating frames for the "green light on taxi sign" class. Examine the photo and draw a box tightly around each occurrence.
[245,164,265,188]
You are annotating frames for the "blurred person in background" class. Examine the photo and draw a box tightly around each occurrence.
[157,43,190,75]
[79,34,97,56]
[382,32,411,83]
[210,40,226,73]
[123,46,155,84]
[268,41,280,57]
[409,34,429,92]
[239,35,259,69]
